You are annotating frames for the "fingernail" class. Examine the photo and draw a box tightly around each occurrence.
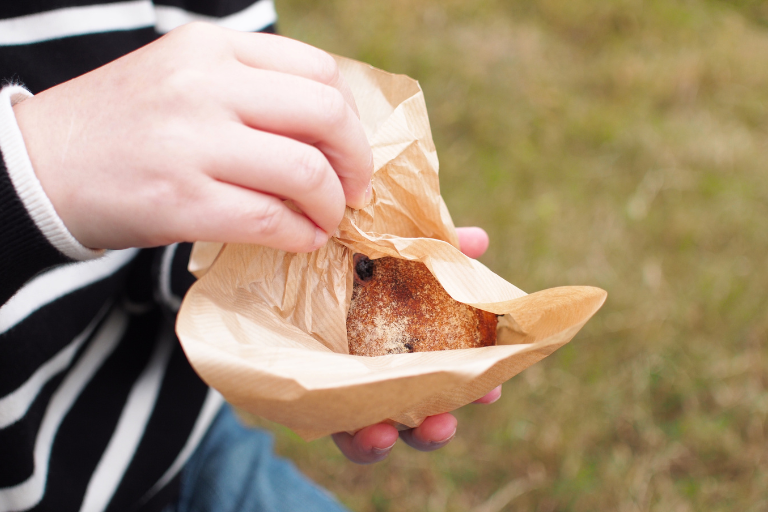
[313,228,328,250]
[371,440,397,455]
[432,428,457,446]
[364,180,373,205]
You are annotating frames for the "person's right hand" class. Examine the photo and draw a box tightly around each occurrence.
[12,23,373,252]
[332,226,502,464]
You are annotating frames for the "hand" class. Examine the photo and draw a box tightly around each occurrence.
[13,23,373,252]
[332,226,502,464]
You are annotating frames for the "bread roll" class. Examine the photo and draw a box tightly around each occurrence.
[347,255,497,356]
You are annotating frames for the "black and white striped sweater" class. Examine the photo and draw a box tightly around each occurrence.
[0,2,276,511]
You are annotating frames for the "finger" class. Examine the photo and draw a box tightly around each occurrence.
[399,413,457,452]
[473,386,502,404]
[204,124,346,234]
[331,424,400,465]
[178,179,328,252]
[227,32,361,118]
[456,226,489,258]
[224,66,372,209]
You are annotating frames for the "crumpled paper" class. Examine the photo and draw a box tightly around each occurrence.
[176,56,607,441]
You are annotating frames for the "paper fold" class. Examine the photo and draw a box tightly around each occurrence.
[176,56,606,440]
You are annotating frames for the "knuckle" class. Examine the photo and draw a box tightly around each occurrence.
[329,195,346,226]
[315,86,349,130]
[162,67,208,98]
[163,22,230,58]
[172,21,219,40]
[309,51,341,86]
[294,147,330,192]
[151,168,199,213]
[252,199,284,237]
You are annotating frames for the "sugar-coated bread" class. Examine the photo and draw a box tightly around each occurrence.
[347,255,498,356]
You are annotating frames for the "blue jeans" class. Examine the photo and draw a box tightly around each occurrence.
[165,405,351,512]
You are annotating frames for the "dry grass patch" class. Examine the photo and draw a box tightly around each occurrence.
[241,1,768,509]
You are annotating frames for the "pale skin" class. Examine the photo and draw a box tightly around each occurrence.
[12,23,501,464]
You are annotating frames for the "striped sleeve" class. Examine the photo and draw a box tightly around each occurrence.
[0,1,278,510]
[0,84,107,306]
[152,0,278,33]
[0,133,72,306]
[0,266,221,512]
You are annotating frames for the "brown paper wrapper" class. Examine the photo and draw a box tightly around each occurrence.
[176,56,607,441]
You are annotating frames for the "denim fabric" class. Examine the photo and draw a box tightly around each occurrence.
[165,405,351,512]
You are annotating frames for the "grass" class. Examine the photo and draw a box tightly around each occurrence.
[245,1,768,510]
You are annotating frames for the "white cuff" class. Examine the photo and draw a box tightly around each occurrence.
[0,85,104,261]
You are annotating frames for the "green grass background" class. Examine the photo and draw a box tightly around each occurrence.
[250,1,768,510]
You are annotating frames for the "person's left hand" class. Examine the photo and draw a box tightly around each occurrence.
[332,226,502,464]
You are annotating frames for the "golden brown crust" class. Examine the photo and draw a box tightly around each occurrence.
[347,256,497,356]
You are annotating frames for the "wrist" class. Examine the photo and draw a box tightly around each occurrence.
[1,86,103,260]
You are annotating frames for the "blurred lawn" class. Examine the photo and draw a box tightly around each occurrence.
[253,1,768,510]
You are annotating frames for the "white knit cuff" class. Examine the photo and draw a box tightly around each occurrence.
[0,85,104,261]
